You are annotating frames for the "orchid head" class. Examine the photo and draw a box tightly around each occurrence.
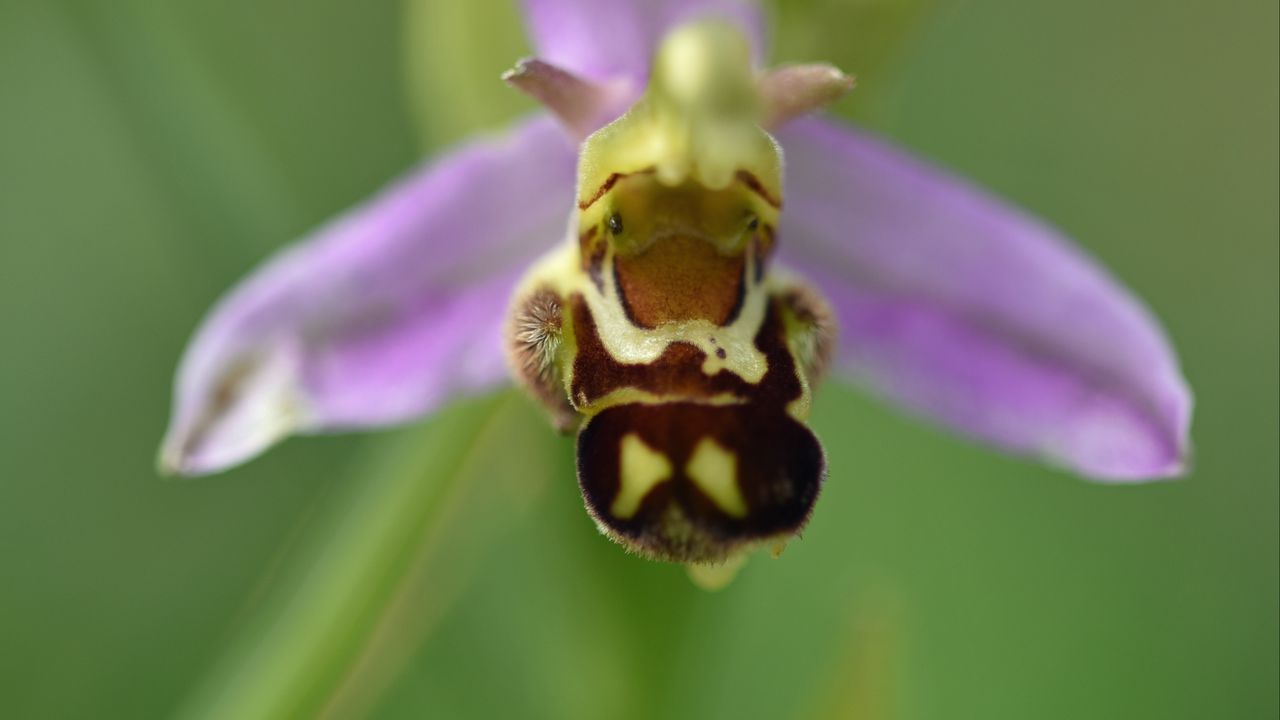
[160,0,1192,572]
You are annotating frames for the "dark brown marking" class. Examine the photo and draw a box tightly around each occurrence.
[577,401,824,563]
[752,224,776,285]
[570,295,825,562]
[582,168,776,211]
[612,262,639,329]
[721,262,748,327]
[569,294,802,409]
[577,168,656,211]
[579,226,606,293]
[736,170,783,209]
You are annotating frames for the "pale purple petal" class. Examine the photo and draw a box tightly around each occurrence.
[777,118,1192,480]
[521,0,765,84]
[161,115,577,475]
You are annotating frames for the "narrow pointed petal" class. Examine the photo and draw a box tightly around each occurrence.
[161,115,577,476]
[520,0,765,84]
[503,58,630,139]
[759,64,856,129]
[777,118,1192,480]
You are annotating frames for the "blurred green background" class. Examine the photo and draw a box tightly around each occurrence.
[1,0,1276,718]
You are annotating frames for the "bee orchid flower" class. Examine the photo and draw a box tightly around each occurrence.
[160,0,1191,561]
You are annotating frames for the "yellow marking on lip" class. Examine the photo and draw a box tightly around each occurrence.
[580,266,770,383]
[578,389,745,418]
[686,437,747,518]
[612,434,673,519]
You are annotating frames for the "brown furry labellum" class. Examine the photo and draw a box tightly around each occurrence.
[504,21,839,566]
[505,170,837,564]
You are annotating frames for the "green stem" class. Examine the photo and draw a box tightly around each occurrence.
[175,396,507,720]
